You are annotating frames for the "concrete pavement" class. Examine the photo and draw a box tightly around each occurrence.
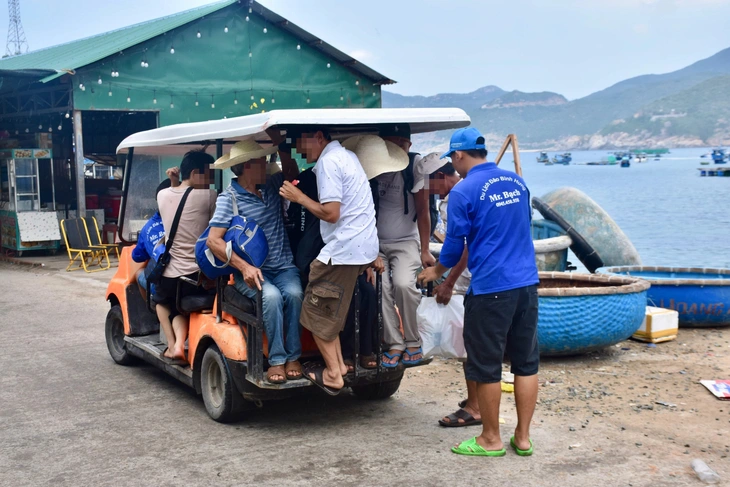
[0,263,721,486]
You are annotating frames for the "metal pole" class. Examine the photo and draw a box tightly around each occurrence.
[215,139,223,192]
[72,110,86,217]
[50,158,56,211]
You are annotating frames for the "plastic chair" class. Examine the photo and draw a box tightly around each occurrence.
[60,218,111,273]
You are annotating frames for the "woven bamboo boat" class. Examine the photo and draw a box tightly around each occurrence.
[601,266,730,327]
[538,272,650,356]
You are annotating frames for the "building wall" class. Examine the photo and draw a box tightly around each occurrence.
[71,4,382,127]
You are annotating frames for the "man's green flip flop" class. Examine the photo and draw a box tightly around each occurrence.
[509,436,534,456]
[451,437,507,457]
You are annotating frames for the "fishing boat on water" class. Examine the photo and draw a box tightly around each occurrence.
[536,151,550,163]
[635,154,647,163]
[586,155,618,166]
[711,148,727,164]
[621,159,631,168]
[601,266,730,327]
[552,152,571,165]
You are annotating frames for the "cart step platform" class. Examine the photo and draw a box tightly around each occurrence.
[124,334,193,387]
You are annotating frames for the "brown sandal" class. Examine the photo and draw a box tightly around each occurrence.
[285,361,303,380]
[266,365,287,384]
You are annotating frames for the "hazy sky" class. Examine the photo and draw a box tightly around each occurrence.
[5,0,730,100]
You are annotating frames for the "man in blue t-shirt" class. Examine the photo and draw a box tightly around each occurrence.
[419,127,540,458]
[132,179,171,295]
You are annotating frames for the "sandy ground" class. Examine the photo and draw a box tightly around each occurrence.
[0,261,728,486]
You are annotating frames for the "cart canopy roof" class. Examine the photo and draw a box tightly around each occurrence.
[116,108,470,156]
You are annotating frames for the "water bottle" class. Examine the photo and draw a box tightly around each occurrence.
[691,459,720,484]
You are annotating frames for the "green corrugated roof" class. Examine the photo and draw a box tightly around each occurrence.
[0,0,236,79]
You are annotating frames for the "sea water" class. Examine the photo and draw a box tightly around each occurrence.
[510,147,730,269]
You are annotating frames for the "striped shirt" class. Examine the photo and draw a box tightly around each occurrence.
[209,173,294,271]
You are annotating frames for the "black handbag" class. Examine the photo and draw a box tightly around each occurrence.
[146,186,193,285]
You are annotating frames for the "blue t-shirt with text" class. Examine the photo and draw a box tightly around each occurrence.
[131,212,164,263]
[439,162,539,295]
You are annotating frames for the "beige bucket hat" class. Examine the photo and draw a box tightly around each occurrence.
[213,139,278,170]
[342,135,409,180]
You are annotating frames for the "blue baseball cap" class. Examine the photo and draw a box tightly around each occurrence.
[440,127,487,159]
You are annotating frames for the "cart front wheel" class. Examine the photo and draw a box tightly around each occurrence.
[105,305,134,365]
[200,344,244,422]
[351,378,402,400]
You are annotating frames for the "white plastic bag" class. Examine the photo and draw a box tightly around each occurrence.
[417,295,466,359]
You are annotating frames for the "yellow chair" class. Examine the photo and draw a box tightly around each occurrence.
[60,218,111,273]
[83,216,120,263]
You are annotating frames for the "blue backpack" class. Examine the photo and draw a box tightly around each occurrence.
[195,190,269,279]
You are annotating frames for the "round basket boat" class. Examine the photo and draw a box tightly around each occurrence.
[429,220,572,272]
[533,187,642,272]
[538,272,650,356]
[601,266,730,328]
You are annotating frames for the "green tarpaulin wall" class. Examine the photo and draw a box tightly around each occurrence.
[72,5,381,126]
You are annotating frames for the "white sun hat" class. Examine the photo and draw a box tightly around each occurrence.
[342,135,409,180]
[213,139,278,170]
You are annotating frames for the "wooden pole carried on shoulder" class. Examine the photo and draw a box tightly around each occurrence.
[493,134,523,177]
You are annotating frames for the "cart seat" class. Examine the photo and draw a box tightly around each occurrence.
[223,285,255,315]
[179,293,216,314]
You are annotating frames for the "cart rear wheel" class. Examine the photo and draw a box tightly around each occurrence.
[200,344,244,422]
[105,305,134,365]
[351,378,402,400]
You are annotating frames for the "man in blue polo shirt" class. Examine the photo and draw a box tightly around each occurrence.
[207,140,303,385]
[419,127,540,458]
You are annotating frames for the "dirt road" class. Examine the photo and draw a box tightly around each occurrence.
[0,264,727,486]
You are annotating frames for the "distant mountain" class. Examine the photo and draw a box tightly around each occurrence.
[384,47,730,149]
[383,85,505,111]
[482,91,567,109]
[599,75,730,146]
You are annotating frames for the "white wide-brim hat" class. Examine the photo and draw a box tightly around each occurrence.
[214,139,277,170]
[342,135,409,180]
[412,152,447,192]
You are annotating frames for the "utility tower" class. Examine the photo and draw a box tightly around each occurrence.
[5,0,29,57]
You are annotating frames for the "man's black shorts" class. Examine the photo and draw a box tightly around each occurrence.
[152,272,201,318]
[463,285,539,383]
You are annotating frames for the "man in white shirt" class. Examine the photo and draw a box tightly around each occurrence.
[279,126,382,395]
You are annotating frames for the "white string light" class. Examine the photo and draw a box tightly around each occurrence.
[211,95,215,109]
[224,26,229,33]
[197,31,202,38]
[97,76,102,85]
[152,90,157,104]
[170,95,174,108]
[170,46,175,54]
[234,91,238,105]
[195,93,199,106]
[127,89,131,103]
